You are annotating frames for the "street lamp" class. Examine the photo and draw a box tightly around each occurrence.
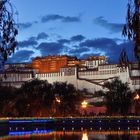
[81,100,88,116]
[134,94,140,115]
[134,94,140,100]
[81,100,88,108]
[55,96,61,103]
[53,96,61,115]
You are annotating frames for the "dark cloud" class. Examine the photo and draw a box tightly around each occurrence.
[58,39,70,44]
[80,38,134,63]
[28,36,36,42]
[71,35,85,42]
[41,14,63,22]
[80,38,117,48]
[18,38,38,48]
[15,34,134,64]
[41,14,80,23]
[69,47,89,54]
[94,17,124,33]
[37,32,48,40]
[68,47,90,58]
[62,16,80,22]
[37,42,65,56]
[18,20,38,30]
[8,50,34,63]
[18,22,33,29]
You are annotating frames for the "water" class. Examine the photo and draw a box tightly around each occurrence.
[1,118,140,140]
[1,130,140,140]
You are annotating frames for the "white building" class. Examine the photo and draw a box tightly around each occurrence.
[0,56,139,93]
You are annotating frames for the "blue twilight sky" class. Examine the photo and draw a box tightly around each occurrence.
[8,0,134,63]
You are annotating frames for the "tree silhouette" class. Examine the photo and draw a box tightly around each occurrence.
[0,79,84,117]
[123,0,140,61]
[0,0,18,65]
[53,82,81,116]
[104,78,132,115]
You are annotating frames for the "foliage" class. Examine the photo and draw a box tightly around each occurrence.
[0,0,18,64]
[0,80,83,117]
[123,0,140,61]
[103,78,132,115]
[53,82,82,116]
[0,85,17,116]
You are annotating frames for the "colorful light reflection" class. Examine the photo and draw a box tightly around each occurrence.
[9,129,54,136]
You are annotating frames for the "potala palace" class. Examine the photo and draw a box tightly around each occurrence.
[0,55,139,93]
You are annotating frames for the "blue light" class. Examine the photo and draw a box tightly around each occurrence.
[9,119,53,123]
[33,120,50,123]
[9,129,54,136]
[9,120,32,123]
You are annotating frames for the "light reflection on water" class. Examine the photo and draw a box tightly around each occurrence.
[82,132,88,140]
[1,131,140,140]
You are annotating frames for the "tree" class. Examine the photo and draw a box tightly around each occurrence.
[0,85,17,116]
[18,79,53,117]
[52,82,82,116]
[104,78,132,115]
[123,0,140,61]
[0,80,84,117]
[0,0,18,65]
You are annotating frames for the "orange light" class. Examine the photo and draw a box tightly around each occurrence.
[82,132,88,140]
[56,97,61,103]
[81,101,88,108]
[134,94,140,100]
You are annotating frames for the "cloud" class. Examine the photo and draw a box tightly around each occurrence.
[80,38,117,48]
[18,32,49,48]
[62,16,80,22]
[68,47,90,58]
[18,20,38,30]
[41,14,80,23]
[80,38,134,63]
[71,35,85,42]
[18,22,33,30]
[8,50,34,63]
[18,38,38,48]
[15,33,134,64]
[58,39,70,44]
[37,32,48,40]
[37,42,66,56]
[94,17,124,33]
[69,47,90,54]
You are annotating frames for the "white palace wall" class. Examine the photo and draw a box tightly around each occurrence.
[0,63,139,93]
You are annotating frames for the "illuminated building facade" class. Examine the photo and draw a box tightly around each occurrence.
[0,55,139,92]
[32,55,79,73]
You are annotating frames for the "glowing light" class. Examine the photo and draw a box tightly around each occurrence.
[82,132,88,140]
[134,94,140,100]
[55,97,61,103]
[81,101,88,108]
[9,130,53,136]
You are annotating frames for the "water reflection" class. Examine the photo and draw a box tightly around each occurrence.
[1,131,140,140]
[82,132,88,140]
